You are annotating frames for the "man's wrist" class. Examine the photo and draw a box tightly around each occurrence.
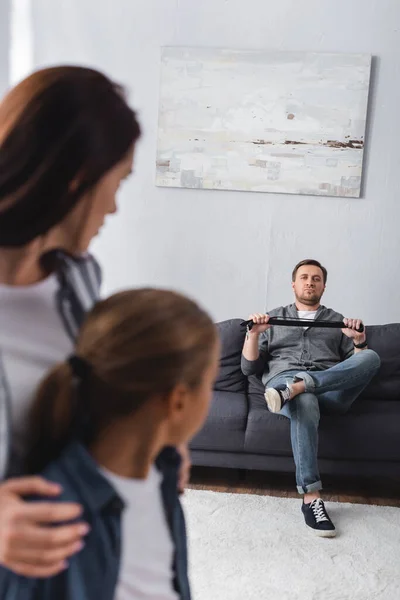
[245,326,259,340]
[354,338,368,349]
[248,330,260,337]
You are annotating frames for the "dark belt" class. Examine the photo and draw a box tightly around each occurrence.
[241,317,364,333]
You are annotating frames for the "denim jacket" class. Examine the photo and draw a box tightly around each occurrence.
[0,442,191,599]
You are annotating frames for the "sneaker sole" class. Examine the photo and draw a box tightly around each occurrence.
[309,527,337,538]
[264,389,282,413]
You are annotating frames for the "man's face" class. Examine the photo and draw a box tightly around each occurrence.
[292,265,326,307]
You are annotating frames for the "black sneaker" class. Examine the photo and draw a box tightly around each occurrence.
[264,384,292,413]
[302,498,336,538]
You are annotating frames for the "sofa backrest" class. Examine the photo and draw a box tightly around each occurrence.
[360,324,400,401]
[215,319,400,401]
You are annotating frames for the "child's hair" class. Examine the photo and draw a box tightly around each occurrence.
[26,288,217,473]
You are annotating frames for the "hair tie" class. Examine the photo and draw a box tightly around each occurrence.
[67,354,92,379]
[67,355,94,442]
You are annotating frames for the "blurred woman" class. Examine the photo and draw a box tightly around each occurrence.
[0,65,141,576]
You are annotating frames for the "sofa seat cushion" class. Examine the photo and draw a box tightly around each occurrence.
[190,391,247,452]
[244,390,400,462]
[318,400,400,462]
[244,392,292,456]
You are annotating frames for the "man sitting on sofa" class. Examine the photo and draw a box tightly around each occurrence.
[241,259,380,537]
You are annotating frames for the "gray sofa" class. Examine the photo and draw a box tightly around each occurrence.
[190,319,400,479]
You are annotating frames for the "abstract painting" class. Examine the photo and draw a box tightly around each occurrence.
[156,48,371,198]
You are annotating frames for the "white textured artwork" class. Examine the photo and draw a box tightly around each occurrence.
[156,48,372,198]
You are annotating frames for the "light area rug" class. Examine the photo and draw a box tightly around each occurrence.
[182,489,400,600]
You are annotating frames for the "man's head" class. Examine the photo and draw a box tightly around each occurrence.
[291,259,327,308]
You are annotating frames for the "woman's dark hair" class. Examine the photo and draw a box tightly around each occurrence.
[0,66,141,247]
[292,259,328,284]
[26,288,218,473]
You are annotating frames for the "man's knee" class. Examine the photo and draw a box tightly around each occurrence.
[292,392,320,423]
[358,349,381,373]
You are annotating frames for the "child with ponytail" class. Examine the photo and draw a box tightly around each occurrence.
[0,288,219,600]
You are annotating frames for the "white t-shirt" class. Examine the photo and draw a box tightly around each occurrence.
[101,465,179,600]
[0,275,73,471]
[297,310,318,329]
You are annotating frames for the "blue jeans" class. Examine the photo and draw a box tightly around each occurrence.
[266,350,381,494]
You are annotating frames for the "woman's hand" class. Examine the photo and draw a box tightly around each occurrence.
[0,477,89,578]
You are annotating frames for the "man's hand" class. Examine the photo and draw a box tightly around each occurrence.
[342,318,366,345]
[0,477,89,578]
[177,443,191,495]
[247,313,271,335]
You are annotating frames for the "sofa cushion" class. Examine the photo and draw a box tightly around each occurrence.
[318,400,400,461]
[214,319,247,393]
[244,391,292,456]
[190,390,247,452]
[247,374,266,397]
[244,389,400,462]
[361,324,400,401]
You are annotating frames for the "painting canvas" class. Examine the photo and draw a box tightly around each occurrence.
[156,48,372,198]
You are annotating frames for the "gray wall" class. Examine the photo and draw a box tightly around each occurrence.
[0,0,10,96]
[31,0,400,324]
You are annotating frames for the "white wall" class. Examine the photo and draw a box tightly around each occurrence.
[0,0,10,95]
[30,0,400,324]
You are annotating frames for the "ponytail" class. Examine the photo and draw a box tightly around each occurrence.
[26,362,76,473]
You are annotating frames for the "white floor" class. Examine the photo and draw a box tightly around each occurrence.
[182,489,400,600]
